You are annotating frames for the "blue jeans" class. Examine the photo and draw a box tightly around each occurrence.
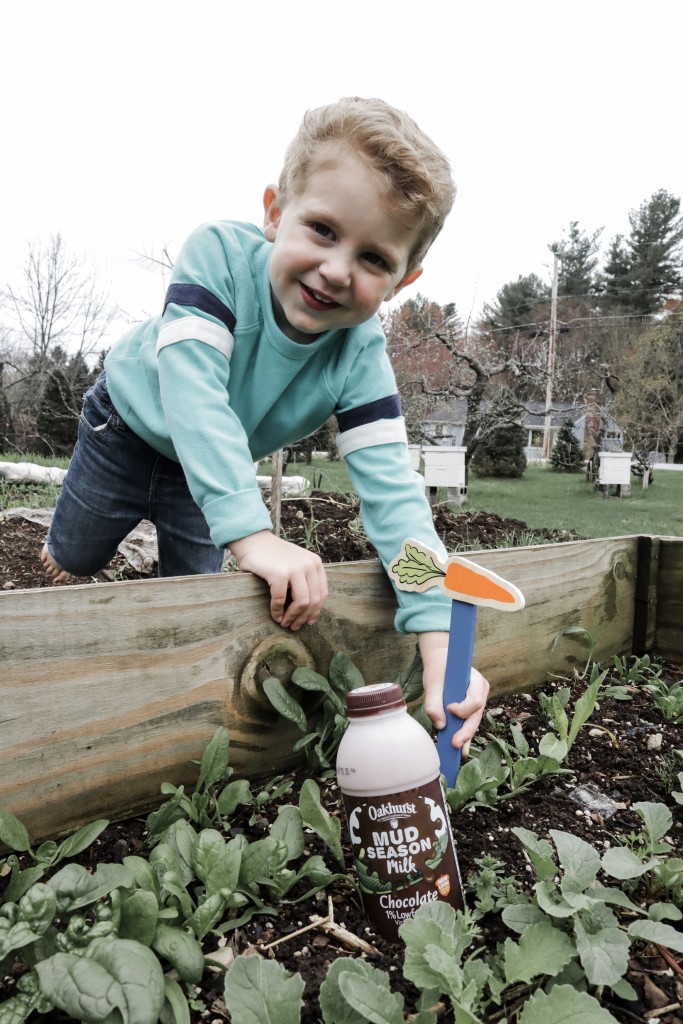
[46,374,224,578]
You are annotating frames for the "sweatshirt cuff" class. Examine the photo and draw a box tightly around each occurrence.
[201,488,273,548]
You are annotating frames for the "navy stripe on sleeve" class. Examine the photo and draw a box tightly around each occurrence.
[336,394,402,433]
[164,284,236,333]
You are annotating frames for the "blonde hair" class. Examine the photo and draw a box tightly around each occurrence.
[278,97,456,269]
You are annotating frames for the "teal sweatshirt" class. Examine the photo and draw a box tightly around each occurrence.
[105,220,451,634]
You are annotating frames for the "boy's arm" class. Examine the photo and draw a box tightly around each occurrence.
[418,632,489,758]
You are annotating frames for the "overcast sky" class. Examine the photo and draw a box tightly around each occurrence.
[2,0,681,345]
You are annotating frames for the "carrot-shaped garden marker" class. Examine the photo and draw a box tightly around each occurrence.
[389,539,525,788]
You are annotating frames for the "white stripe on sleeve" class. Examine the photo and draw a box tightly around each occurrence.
[336,417,408,458]
[157,316,234,360]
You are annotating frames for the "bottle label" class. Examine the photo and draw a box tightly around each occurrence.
[341,777,463,942]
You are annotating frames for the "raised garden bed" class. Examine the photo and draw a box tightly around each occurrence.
[1,494,682,1022]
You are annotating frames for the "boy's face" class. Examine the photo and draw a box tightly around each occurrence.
[263,144,423,343]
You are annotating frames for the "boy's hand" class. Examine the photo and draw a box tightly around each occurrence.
[230,531,328,631]
[418,631,489,758]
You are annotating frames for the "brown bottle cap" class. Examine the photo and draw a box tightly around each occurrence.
[346,683,405,717]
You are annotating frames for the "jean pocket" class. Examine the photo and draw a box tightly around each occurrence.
[80,378,125,437]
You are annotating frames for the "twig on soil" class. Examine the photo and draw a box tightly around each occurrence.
[657,944,683,978]
[587,723,620,747]
[644,1004,681,1020]
[259,896,377,955]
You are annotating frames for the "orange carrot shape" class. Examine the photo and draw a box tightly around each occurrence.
[389,539,525,787]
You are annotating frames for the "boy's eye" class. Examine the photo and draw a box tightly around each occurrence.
[363,252,389,270]
[312,222,334,239]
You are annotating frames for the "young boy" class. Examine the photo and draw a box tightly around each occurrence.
[42,97,488,754]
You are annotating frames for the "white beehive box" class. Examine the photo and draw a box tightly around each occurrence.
[598,452,632,486]
[407,444,422,472]
[422,446,467,488]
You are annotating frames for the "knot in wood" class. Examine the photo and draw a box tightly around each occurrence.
[239,634,316,706]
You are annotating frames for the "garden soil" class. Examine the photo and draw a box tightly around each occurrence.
[1,489,681,1022]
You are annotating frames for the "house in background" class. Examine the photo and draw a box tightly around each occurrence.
[422,399,624,461]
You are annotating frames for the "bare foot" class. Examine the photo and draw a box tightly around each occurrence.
[41,543,71,585]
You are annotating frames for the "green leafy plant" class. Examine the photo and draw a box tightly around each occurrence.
[642,674,683,724]
[145,727,252,843]
[537,665,607,762]
[262,648,427,772]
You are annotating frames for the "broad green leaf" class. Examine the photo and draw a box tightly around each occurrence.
[190,892,228,939]
[239,837,288,890]
[574,919,629,986]
[122,855,158,895]
[628,918,683,953]
[550,830,600,889]
[401,902,477,995]
[48,862,134,911]
[518,983,619,1023]
[271,806,305,861]
[36,952,127,1022]
[0,922,43,960]
[223,954,304,1024]
[299,779,344,866]
[216,779,252,817]
[338,974,404,1024]
[2,864,45,904]
[0,991,36,1024]
[632,801,673,848]
[533,881,575,918]
[0,812,30,853]
[511,827,556,881]
[538,733,568,762]
[262,677,308,733]
[504,921,575,984]
[192,829,230,893]
[601,848,656,880]
[648,901,682,922]
[328,651,366,693]
[118,889,159,946]
[159,976,191,1024]
[319,956,400,1024]
[197,727,230,791]
[291,666,345,713]
[54,820,109,863]
[152,923,205,983]
[501,901,546,934]
[85,938,165,1024]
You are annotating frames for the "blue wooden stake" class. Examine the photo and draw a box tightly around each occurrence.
[437,600,477,789]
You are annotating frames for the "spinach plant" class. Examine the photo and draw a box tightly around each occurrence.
[537,665,607,762]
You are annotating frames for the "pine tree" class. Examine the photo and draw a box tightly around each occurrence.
[600,235,634,310]
[600,191,683,314]
[35,368,78,457]
[470,386,527,478]
[552,221,603,300]
[550,419,584,472]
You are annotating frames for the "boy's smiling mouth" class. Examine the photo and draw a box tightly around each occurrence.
[300,283,341,311]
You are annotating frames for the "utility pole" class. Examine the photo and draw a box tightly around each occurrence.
[542,250,559,460]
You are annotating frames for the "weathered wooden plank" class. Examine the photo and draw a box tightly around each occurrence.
[654,537,683,663]
[469,536,639,695]
[1,536,640,841]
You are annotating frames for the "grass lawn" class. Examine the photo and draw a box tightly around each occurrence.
[467,464,683,540]
[287,457,683,541]
[4,452,683,541]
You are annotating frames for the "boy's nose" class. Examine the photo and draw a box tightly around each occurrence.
[320,253,352,287]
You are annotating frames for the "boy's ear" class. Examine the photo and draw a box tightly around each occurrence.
[386,266,423,301]
[263,185,282,242]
